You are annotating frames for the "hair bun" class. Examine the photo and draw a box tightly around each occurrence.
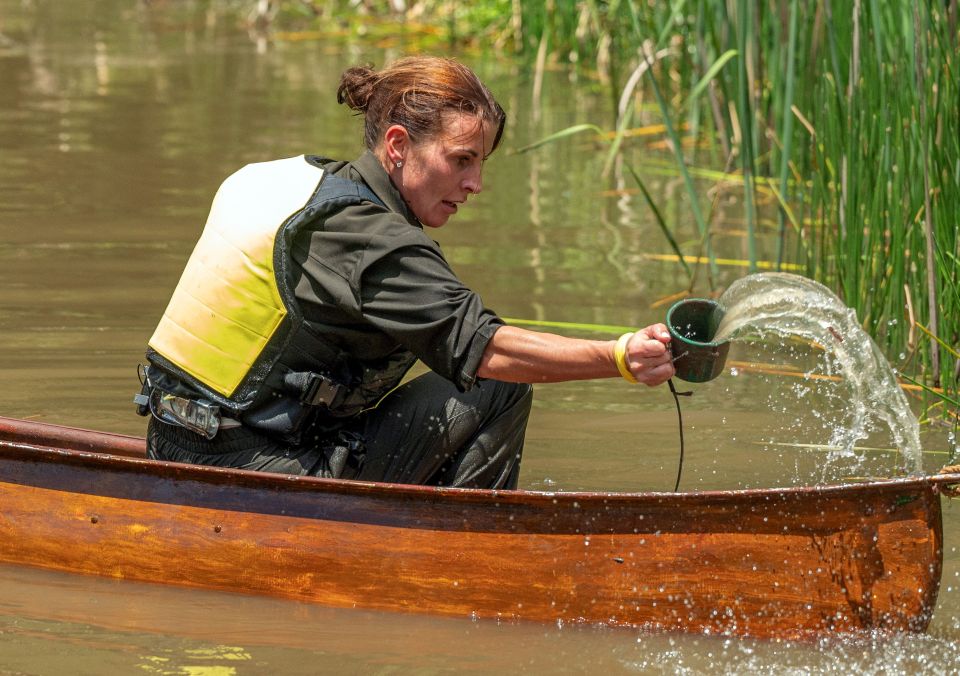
[337,65,377,112]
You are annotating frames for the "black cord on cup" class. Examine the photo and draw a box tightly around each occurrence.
[667,378,692,492]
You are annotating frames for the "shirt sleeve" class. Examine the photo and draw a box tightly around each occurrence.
[349,210,503,390]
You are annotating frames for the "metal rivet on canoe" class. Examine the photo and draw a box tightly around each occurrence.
[613,557,625,564]
[90,515,99,524]
[214,524,222,533]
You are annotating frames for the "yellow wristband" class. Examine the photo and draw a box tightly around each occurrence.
[614,332,639,384]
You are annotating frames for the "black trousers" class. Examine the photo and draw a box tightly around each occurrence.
[147,373,532,490]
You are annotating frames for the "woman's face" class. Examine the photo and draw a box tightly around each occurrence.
[392,112,496,228]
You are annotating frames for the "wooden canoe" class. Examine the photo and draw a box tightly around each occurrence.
[0,415,955,641]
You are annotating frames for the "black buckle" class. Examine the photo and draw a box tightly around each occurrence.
[303,373,345,409]
[134,364,152,416]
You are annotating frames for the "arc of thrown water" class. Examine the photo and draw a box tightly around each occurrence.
[715,273,923,474]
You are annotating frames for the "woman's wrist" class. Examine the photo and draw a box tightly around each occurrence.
[614,332,638,384]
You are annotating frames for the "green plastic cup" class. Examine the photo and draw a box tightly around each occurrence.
[666,299,730,383]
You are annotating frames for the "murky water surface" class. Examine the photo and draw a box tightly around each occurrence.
[0,2,957,673]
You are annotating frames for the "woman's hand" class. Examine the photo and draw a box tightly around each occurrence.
[621,324,675,386]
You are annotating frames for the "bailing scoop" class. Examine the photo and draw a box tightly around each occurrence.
[666,299,730,383]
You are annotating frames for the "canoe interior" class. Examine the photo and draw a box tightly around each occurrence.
[0,415,951,640]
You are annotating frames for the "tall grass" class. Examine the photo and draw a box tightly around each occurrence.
[790,2,958,409]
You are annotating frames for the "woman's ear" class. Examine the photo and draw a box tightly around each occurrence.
[383,125,409,166]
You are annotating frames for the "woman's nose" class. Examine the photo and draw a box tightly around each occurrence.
[463,168,483,194]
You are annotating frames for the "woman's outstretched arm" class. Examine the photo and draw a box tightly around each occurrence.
[477,324,675,385]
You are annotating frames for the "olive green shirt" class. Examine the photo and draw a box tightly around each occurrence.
[291,151,503,391]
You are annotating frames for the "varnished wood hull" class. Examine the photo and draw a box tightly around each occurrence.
[0,416,951,640]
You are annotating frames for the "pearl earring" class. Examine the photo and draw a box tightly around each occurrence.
[395,161,403,168]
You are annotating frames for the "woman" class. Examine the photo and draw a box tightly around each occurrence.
[138,56,674,489]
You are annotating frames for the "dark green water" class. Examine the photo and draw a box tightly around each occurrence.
[0,1,957,672]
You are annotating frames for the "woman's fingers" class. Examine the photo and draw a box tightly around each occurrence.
[635,360,675,386]
[638,322,672,345]
[626,324,675,385]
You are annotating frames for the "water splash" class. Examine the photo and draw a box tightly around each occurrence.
[714,272,922,474]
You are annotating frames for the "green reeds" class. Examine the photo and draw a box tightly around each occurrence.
[799,2,959,408]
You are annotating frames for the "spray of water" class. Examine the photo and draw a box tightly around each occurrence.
[714,272,923,474]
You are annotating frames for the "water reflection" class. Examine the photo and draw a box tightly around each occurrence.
[0,0,957,671]
[0,563,957,674]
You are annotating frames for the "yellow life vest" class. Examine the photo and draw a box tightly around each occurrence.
[149,155,324,397]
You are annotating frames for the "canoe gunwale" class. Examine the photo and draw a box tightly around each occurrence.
[0,434,955,512]
[0,414,956,508]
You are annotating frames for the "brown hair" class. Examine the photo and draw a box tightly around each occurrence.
[337,56,506,155]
